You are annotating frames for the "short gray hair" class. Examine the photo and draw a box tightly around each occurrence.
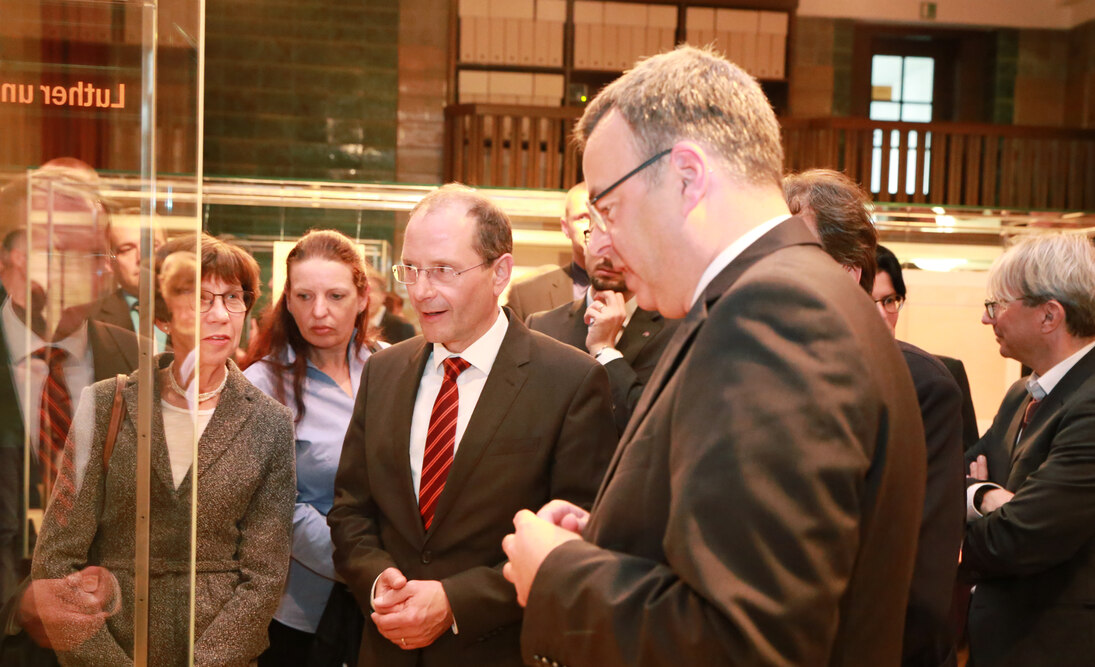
[988,233,1095,337]
[575,45,783,188]
[409,184,513,261]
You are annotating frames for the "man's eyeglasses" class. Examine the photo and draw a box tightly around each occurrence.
[392,260,492,286]
[585,148,672,232]
[874,294,906,314]
[200,289,253,314]
[983,299,1020,319]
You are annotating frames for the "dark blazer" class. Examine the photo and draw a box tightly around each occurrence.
[937,355,979,449]
[378,310,415,344]
[328,309,617,667]
[87,289,135,334]
[520,218,927,667]
[527,298,680,434]
[961,346,1095,667]
[503,266,576,322]
[899,341,965,667]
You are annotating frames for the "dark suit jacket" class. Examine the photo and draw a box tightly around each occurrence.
[328,309,617,667]
[899,341,965,667]
[527,299,680,434]
[503,266,577,322]
[520,218,927,667]
[87,289,134,334]
[0,306,138,666]
[378,310,415,345]
[937,355,979,449]
[961,346,1095,667]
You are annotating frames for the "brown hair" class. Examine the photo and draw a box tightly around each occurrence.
[783,169,877,293]
[244,229,374,421]
[154,232,261,322]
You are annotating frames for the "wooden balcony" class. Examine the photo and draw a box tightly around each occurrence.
[444,104,1095,211]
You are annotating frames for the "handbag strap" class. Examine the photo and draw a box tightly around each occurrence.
[102,373,127,472]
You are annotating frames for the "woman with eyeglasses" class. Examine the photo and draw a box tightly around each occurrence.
[31,233,296,665]
[243,229,380,666]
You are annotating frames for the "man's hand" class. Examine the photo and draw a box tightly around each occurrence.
[372,567,410,611]
[980,488,1015,514]
[18,566,120,650]
[969,455,1015,513]
[536,499,590,534]
[585,290,626,353]
[371,579,453,650]
[502,510,583,607]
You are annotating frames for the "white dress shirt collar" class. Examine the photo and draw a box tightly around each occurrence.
[690,214,791,308]
[428,306,509,376]
[1026,339,1095,400]
[2,296,89,362]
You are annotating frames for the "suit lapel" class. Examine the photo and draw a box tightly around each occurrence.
[616,308,664,362]
[1009,347,1095,466]
[593,218,820,505]
[123,364,175,493]
[194,363,255,478]
[390,340,433,541]
[427,314,530,537]
[561,299,588,349]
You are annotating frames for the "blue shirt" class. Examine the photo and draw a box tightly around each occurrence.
[244,340,372,633]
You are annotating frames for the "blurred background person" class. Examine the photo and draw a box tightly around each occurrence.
[244,229,381,665]
[0,161,138,667]
[30,233,295,665]
[88,208,167,352]
[365,263,414,344]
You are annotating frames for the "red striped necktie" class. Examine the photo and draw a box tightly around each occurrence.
[33,346,72,501]
[419,357,471,530]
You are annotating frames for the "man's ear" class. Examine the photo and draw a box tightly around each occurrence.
[1041,299,1066,333]
[492,253,514,296]
[669,142,710,218]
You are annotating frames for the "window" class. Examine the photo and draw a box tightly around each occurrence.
[870,55,935,196]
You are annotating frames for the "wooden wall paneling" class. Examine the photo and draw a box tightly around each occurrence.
[528,116,543,187]
[563,117,580,189]
[1085,142,1095,209]
[490,111,504,184]
[545,117,561,188]
[468,113,484,185]
[860,128,874,193]
[1048,139,1064,209]
[1015,139,1032,209]
[1066,140,1083,210]
[928,130,945,205]
[999,137,1015,206]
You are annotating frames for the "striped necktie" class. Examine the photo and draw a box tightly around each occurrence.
[419,357,470,530]
[33,346,72,501]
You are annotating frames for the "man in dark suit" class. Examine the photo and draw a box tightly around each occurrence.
[502,46,926,667]
[784,168,965,667]
[962,233,1095,667]
[366,266,415,344]
[0,164,139,665]
[502,183,591,321]
[527,224,679,433]
[328,185,617,667]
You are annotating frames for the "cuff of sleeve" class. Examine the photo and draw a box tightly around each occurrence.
[369,574,379,612]
[966,482,1001,521]
[594,347,623,365]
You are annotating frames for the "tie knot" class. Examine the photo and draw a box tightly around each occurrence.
[1022,397,1042,427]
[33,346,68,366]
[442,357,470,381]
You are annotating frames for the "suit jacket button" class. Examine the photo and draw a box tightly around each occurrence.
[421,550,431,564]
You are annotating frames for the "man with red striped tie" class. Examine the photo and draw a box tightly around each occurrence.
[329,184,618,667]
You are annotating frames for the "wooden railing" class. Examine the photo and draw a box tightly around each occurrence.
[444,105,1095,210]
[782,118,1095,210]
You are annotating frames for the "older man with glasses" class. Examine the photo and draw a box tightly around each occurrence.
[502,46,926,667]
[962,233,1095,667]
[328,184,617,667]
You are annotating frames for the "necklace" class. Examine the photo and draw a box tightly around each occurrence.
[166,362,228,403]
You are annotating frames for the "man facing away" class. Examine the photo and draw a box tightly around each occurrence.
[784,168,965,667]
[962,233,1095,667]
[503,46,926,667]
[502,182,591,321]
[527,182,680,434]
[328,184,617,667]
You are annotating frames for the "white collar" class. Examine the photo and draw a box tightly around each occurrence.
[690,214,791,308]
[429,306,509,376]
[2,296,89,363]
[1027,339,1095,399]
